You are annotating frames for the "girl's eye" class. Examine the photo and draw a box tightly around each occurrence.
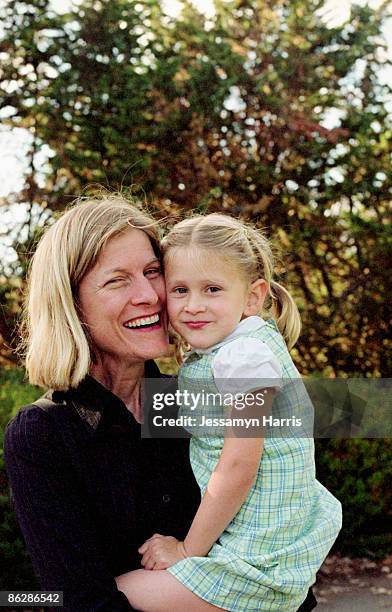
[145,267,161,278]
[207,286,221,293]
[172,287,188,294]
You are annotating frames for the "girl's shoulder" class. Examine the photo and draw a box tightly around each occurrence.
[212,334,283,395]
[212,317,283,368]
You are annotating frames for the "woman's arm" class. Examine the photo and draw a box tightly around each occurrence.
[4,405,134,612]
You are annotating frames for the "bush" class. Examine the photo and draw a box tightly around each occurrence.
[316,438,392,558]
[0,367,41,589]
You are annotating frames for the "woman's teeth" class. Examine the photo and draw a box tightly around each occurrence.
[124,314,160,328]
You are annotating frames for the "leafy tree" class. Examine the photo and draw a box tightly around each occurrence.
[0,0,391,374]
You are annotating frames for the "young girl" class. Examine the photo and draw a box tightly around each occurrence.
[116,213,342,611]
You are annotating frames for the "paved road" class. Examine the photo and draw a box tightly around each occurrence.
[315,575,392,611]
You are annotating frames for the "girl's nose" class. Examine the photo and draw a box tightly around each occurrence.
[184,296,207,314]
[130,276,160,306]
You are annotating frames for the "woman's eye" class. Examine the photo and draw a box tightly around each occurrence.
[207,286,221,293]
[105,278,124,286]
[145,267,161,278]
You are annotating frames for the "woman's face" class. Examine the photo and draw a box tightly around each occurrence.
[78,229,169,366]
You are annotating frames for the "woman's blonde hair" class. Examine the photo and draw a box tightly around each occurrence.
[22,193,161,390]
[162,213,301,354]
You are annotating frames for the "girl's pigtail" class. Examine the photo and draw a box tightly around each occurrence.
[170,328,189,366]
[270,280,301,350]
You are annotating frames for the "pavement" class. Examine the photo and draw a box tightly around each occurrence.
[315,574,392,611]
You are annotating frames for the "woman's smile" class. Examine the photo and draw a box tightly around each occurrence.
[123,312,162,330]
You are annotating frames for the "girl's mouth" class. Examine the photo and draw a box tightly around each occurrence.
[184,321,211,329]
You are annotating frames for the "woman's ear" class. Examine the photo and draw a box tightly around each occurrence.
[243,279,268,316]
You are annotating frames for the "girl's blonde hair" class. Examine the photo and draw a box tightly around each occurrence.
[162,213,301,353]
[22,193,161,390]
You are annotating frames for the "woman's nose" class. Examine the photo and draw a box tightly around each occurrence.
[130,277,160,306]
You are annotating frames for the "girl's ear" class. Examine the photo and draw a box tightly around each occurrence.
[243,279,268,316]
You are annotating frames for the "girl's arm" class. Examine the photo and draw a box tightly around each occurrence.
[138,434,264,567]
[139,390,275,569]
[183,392,274,557]
[139,429,265,567]
[184,435,264,555]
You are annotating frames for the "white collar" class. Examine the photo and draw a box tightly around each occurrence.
[185,315,267,358]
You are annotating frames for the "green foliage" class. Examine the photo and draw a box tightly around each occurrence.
[316,438,392,558]
[0,368,41,589]
[0,368,41,432]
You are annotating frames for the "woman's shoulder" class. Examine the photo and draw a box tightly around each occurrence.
[4,395,71,459]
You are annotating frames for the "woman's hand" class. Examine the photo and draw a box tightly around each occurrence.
[138,533,188,570]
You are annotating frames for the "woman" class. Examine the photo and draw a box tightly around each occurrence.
[4,193,317,611]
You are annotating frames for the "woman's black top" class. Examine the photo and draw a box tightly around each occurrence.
[4,362,201,611]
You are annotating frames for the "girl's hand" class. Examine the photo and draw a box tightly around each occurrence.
[138,533,188,570]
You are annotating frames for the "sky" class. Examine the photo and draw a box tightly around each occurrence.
[0,0,391,202]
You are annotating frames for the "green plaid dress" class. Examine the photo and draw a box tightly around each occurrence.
[167,318,342,611]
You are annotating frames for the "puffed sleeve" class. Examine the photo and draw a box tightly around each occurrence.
[212,337,282,396]
[4,406,133,612]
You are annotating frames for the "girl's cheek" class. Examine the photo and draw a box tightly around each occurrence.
[168,300,183,324]
[166,298,175,319]
[152,276,166,299]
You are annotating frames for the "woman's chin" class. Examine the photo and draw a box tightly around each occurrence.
[134,330,170,361]
[94,329,170,367]
[148,340,171,360]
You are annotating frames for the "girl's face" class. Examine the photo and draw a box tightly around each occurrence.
[165,248,266,350]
